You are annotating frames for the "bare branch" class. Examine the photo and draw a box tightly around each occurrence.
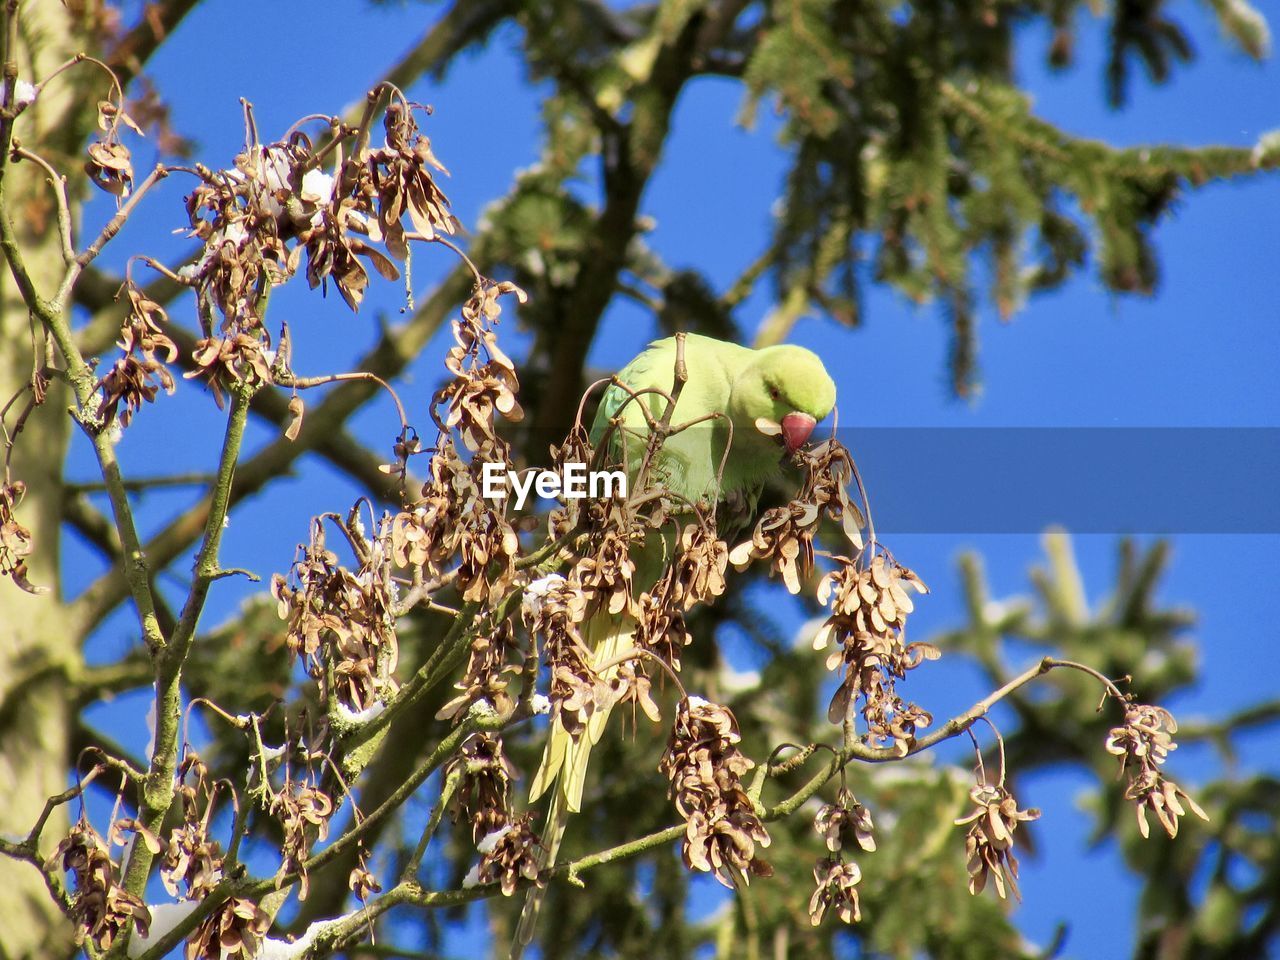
[10,145,74,264]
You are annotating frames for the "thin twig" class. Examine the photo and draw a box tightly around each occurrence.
[403,767,461,880]
[66,471,213,494]
[11,145,75,263]
[119,388,254,901]
[285,370,411,437]
[61,164,170,308]
[593,647,688,700]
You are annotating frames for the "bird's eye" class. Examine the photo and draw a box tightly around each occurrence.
[769,386,780,400]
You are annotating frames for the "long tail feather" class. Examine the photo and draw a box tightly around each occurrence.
[512,785,568,958]
[514,616,634,954]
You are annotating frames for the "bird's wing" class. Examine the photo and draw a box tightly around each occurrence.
[589,337,676,453]
[590,335,754,500]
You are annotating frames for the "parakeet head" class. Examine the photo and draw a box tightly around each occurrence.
[731,344,837,453]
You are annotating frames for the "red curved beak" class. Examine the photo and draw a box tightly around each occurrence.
[780,412,817,453]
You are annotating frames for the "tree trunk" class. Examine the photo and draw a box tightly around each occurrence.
[0,3,94,955]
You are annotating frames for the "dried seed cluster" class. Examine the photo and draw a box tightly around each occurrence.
[523,574,611,741]
[271,518,399,712]
[98,284,179,428]
[437,620,520,722]
[147,99,458,417]
[634,587,692,673]
[809,858,863,925]
[667,524,729,610]
[85,99,141,197]
[728,500,819,594]
[660,696,772,888]
[955,781,1040,900]
[348,851,382,903]
[1105,703,1208,838]
[46,817,151,952]
[389,440,471,576]
[634,522,727,673]
[388,437,521,606]
[448,735,544,897]
[269,780,334,901]
[543,425,598,533]
[185,331,276,408]
[188,897,271,960]
[159,756,225,900]
[447,733,520,844]
[389,278,525,608]
[729,439,865,593]
[814,554,935,753]
[435,282,526,454]
[0,480,39,593]
[454,506,521,606]
[610,657,662,724]
[808,787,876,925]
[575,528,640,619]
[467,814,545,897]
[814,787,877,855]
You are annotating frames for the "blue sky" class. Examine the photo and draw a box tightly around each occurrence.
[61,1,1279,956]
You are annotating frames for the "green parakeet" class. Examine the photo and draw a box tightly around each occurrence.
[514,334,836,952]
[588,333,838,500]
